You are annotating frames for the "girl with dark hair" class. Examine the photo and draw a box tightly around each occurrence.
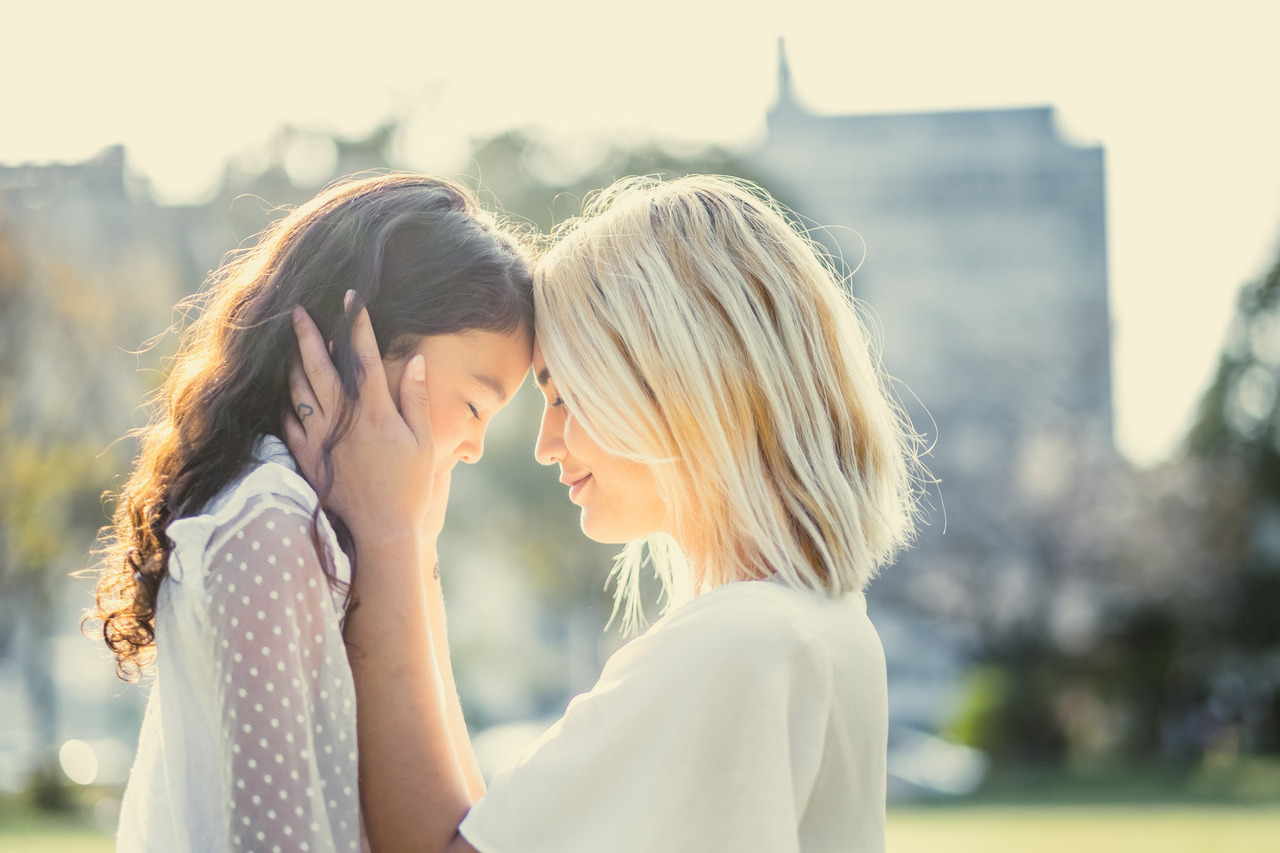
[94,174,534,852]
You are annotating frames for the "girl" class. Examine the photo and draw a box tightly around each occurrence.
[286,175,922,852]
[94,174,534,852]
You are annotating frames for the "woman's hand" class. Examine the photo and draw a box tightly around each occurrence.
[284,293,436,545]
[285,295,478,853]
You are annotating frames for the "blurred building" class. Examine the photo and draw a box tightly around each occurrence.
[753,51,1112,452]
[748,45,1114,727]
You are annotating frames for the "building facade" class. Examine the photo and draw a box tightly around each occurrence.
[748,53,1115,728]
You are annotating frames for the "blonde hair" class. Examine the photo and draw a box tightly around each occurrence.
[535,175,922,632]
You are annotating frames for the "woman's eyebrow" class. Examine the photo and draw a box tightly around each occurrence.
[535,367,551,387]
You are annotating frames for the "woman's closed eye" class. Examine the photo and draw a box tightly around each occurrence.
[468,403,480,420]
[550,395,564,409]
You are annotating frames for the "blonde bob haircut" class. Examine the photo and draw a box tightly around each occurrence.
[535,175,922,632]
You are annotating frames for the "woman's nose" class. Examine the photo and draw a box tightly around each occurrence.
[535,405,565,466]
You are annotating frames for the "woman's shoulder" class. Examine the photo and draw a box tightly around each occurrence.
[663,578,864,638]
[627,580,856,674]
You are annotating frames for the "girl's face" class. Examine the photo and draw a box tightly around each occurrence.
[384,329,533,474]
[532,344,667,544]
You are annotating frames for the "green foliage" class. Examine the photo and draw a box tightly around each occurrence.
[0,440,113,585]
[461,129,775,235]
[1189,255,1280,474]
[942,242,1280,770]
[1186,249,1280,649]
[946,665,1013,751]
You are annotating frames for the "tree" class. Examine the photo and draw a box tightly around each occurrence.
[0,151,185,805]
[1185,250,1280,753]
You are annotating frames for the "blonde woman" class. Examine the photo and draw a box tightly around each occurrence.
[286,175,921,852]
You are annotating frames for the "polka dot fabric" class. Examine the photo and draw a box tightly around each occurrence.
[116,439,368,852]
[206,499,362,853]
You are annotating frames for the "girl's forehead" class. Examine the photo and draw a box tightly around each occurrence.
[531,342,551,379]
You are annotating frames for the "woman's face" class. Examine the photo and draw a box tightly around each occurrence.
[532,343,667,544]
[384,329,533,474]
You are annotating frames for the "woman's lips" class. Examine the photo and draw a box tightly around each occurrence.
[568,474,592,501]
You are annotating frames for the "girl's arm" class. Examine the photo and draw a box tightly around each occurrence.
[202,497,364,852]
[285,303,479,853]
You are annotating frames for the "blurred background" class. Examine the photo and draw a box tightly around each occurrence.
[2,1,1279,849]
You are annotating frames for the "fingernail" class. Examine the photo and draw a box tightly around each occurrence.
[410,354,426,382]
[344,290,356,312]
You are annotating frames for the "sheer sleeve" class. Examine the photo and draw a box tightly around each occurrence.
[205,496,362,853]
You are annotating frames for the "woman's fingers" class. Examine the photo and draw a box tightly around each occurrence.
[287,350,323,430]
[283,292,437,541]
[282,408,319,484]
[285,352,325,480]
[291,306,339,417]
[346,293,390,400]
[399,354,434,451]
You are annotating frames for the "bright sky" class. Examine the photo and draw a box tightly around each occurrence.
[5,0,1279,466]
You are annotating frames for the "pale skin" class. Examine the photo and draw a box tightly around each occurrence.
[285,301,677,852]
[284,298,530,853]
[531,347,669,544]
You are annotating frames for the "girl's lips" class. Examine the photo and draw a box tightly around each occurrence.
[568,474,592,501]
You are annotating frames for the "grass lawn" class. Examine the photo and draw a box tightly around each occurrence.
[3,806,1278,852]
[888,805,1280,853]
[0,812,112,853]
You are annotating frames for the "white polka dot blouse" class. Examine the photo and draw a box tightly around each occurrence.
[116,437,367,853]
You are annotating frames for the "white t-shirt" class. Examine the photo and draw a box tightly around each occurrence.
[460,579,888,853]
[116,437,365,853]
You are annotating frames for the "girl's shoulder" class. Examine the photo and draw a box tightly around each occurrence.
[205,435,317,518]
[165,436,326,582]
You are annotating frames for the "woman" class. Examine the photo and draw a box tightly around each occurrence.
[93,173,534,852]
[286,175,922,852]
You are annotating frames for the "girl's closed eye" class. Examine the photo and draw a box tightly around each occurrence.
[468,403,480,420]
[551,396,564,409]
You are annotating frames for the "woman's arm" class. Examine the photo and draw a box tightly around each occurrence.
[416,451,485,801]
[421,526,488,801]
[285,302,479,853]
[346,534,477,852]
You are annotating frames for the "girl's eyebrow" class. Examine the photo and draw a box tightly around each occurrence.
[472,372,510,403]
[535,367,551,387]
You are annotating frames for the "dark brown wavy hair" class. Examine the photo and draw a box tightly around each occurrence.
[93,173,534,680]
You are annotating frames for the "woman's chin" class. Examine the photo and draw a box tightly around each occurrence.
[578,510,652,546]
[578,514,621,545]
